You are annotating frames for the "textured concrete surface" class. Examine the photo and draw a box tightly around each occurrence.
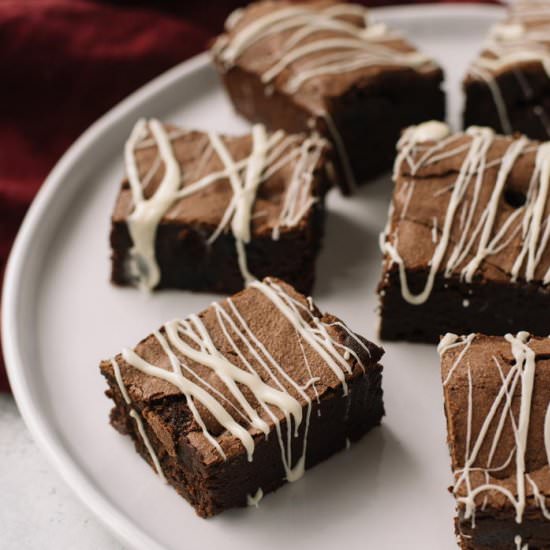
[0,394,124,550]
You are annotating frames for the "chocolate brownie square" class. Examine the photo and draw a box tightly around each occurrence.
[110,119,332,293]
[100,277,385,517]
[439,332,550,549]
[211,0,445,193]
[463,1,550,141]
[378,120,550,343]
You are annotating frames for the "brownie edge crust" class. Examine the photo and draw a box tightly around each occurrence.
[111,120,332,294]
[211,0,445,192]
[440,332,550,550]
[379,121,550,343]
[100,278,384,517]
[463,1,550,141]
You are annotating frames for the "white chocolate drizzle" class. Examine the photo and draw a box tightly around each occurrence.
[515,534,528,550]
[469,2,550,138]
[381,121,550,305]
[247,487,264,507]
[545,396,550,470]
[213,3,437,191]
[323,112,357,191]
[124,120,327,290]
[225,7,244,31]
[126,120,181,290]
[111,359,166,481]
[214,4,435,91]
[440,332,550,546]
[111,279,363,483]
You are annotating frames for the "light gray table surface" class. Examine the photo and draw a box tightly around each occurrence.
[0,393,124,550]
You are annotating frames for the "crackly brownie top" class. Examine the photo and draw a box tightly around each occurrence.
[211,0,441,115]
[113,119,329,290]
[465,1,550,135]
[101,278,383,472]
[467,1,550,80]
[439,332,550,524]
[379,121,550,305]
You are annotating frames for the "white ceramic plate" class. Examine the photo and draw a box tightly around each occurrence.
[3,5,504,550]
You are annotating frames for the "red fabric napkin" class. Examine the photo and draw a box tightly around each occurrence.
[0,0,495,392]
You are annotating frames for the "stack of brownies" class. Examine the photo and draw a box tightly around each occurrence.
[99,1,550,548]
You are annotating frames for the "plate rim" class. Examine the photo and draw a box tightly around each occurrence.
[2,4,504,549]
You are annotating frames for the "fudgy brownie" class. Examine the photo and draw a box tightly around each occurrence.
[463,1,550,140]
[211,0,445,193]
[100,277,384,517]
[378,120,550,343]
[110,119,332,293]
[439,332,550,550]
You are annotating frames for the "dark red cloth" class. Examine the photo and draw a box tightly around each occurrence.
[0,0,495,392]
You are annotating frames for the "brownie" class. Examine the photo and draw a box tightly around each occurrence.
[211,0,445,193]
[378,120,550,343]
[100,277,385,517]
[439,332,550,550]
[110,119,333,293]
[463,1,550,141]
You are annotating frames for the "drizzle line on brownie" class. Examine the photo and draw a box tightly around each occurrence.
[515,534,528,550]
[214,4,434,90]
[439,332,550,537]
[111,358,166,481]
[213,3,436,190]
[382,121,550,305]
[111,278,362,481]
[246,488,264,507]
[469,2,550,137]
[125,119,326,290]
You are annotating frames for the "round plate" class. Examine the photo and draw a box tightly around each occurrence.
[2,5,503,550]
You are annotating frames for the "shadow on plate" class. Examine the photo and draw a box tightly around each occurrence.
[315,174,393,299]
[217,423,418,530]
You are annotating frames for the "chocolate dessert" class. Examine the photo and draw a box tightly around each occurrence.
[110,119,332,293]
[100,278,385,517]
[378,120,550,342]
[211,0,445,192]
[440,332,550,549]
[463,1,550,141]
